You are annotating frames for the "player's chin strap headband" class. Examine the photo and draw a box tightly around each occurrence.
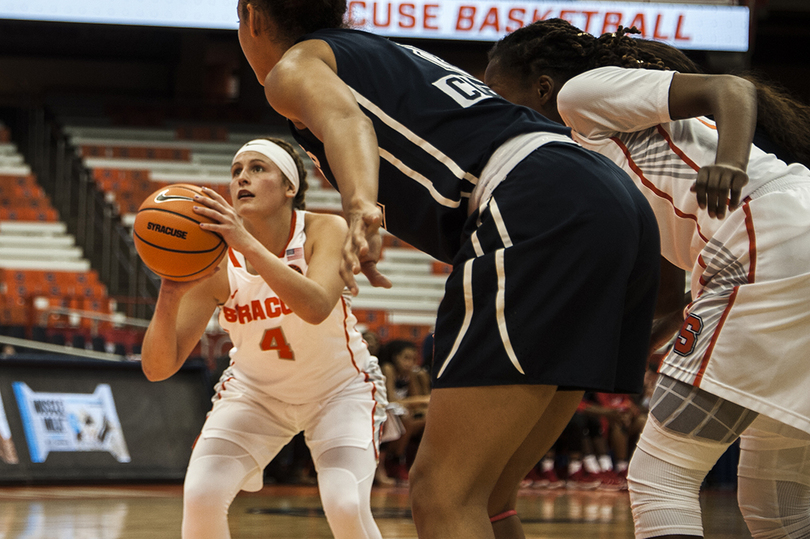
[234,139,300,195]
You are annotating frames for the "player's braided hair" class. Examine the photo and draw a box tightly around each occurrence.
[487,18,599,85]
[491,19,810,167]
[239,0,347,42]
[739,73,810,167]
[488,18,684,84]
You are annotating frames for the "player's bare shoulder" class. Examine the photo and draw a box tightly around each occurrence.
[303,212,348,261]
[304,211,348,241]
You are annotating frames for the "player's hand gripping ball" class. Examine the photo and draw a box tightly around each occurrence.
[133,184,227,281]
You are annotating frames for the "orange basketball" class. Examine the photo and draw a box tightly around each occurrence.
[133,184,227,281]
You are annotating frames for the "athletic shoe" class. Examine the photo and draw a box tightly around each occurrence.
[565,469,601,490]
[531,468,565,490]
[595,470,628,491]
[519,469,538,489]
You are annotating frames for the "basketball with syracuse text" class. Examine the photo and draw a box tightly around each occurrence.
[133,183,227,281]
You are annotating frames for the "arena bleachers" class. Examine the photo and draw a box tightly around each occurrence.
[59,119,449,345]
[0,136,122,351]
[65,124,343,224]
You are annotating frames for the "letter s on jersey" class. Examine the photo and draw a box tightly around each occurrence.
[673,313,703,356]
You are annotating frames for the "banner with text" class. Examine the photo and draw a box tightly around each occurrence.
[13,382,131,464]
[349,1,750,50]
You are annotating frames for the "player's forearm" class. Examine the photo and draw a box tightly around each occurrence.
[669,74,756,170]
[323,115,380,214]
[710,77,757,171]
[141,290,188,381]
[239,239,338,324]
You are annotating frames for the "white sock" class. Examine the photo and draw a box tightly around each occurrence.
[583,454,601,474]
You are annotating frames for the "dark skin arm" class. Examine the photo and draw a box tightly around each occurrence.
[668,73,756,218]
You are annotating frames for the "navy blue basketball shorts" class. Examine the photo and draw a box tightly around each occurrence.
[431,143,660,394]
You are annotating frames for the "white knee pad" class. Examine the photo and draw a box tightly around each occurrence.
[628,448,708,539]
[182,437,263,539]
[315,444,382,539]
[183,455,257,539]
[628,415,733,539]
[318,466,382,539]
[737,416,810,538]
[738,477,810,539]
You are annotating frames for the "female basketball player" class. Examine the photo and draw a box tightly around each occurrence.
[141,138,387,539]
[234,2,661,538]
[486,20,810,539]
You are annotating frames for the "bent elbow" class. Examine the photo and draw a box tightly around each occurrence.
[299,301,335,325]
[300,309,331,325]
[141,360,170,382]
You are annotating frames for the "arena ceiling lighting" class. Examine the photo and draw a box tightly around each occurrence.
[0,1,749,51]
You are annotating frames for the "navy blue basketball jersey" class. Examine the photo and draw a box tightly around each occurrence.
[290,29,572,263]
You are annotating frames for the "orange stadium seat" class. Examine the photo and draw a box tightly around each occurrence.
[175,125,229,141]
[80,145,191,161]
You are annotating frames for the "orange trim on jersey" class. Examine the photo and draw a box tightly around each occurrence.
[341,297,361,375]
[696,117,717,130]
[610,135,709,243]
[656,125,701,172]
[228,247,241,268]
[278,211,297,258]
[367,371,380,460]
[340,296,381,459]
[694,287,739,385]
[214,375,235,401]
[743,202,757,283]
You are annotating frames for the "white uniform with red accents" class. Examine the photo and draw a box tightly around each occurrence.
[218,209,374,405]
[558,66,810,434]
[184,210,386,539]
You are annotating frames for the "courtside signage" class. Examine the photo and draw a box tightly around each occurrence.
[12,382,131,464]
[0,1,749,51]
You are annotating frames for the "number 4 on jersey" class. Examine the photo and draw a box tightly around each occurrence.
[260,327,294,360]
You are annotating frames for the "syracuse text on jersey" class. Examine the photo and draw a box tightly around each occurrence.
[221,296,293,325]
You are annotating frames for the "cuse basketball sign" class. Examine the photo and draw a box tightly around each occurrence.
[348,1,750,51]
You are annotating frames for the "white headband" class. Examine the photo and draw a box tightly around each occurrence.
[234,139,300,195]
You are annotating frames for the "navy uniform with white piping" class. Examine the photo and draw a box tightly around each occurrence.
[291,29,661,393]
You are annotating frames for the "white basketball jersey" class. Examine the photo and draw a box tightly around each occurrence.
[559,67,810,434]
[218,210,372,404]
[558,66,810,276]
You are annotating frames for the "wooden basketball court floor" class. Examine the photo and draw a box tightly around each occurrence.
[0,482,752,538]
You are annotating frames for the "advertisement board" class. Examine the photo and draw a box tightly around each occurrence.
[0,357,211,483]
[0,1,749,51]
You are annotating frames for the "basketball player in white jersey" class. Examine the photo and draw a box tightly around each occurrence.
[487,19,810,539]
[141,138,387,539]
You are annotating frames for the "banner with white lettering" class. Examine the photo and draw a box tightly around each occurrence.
[12,382,131,463]
[348,1,750,51]
[0,390,20,464]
